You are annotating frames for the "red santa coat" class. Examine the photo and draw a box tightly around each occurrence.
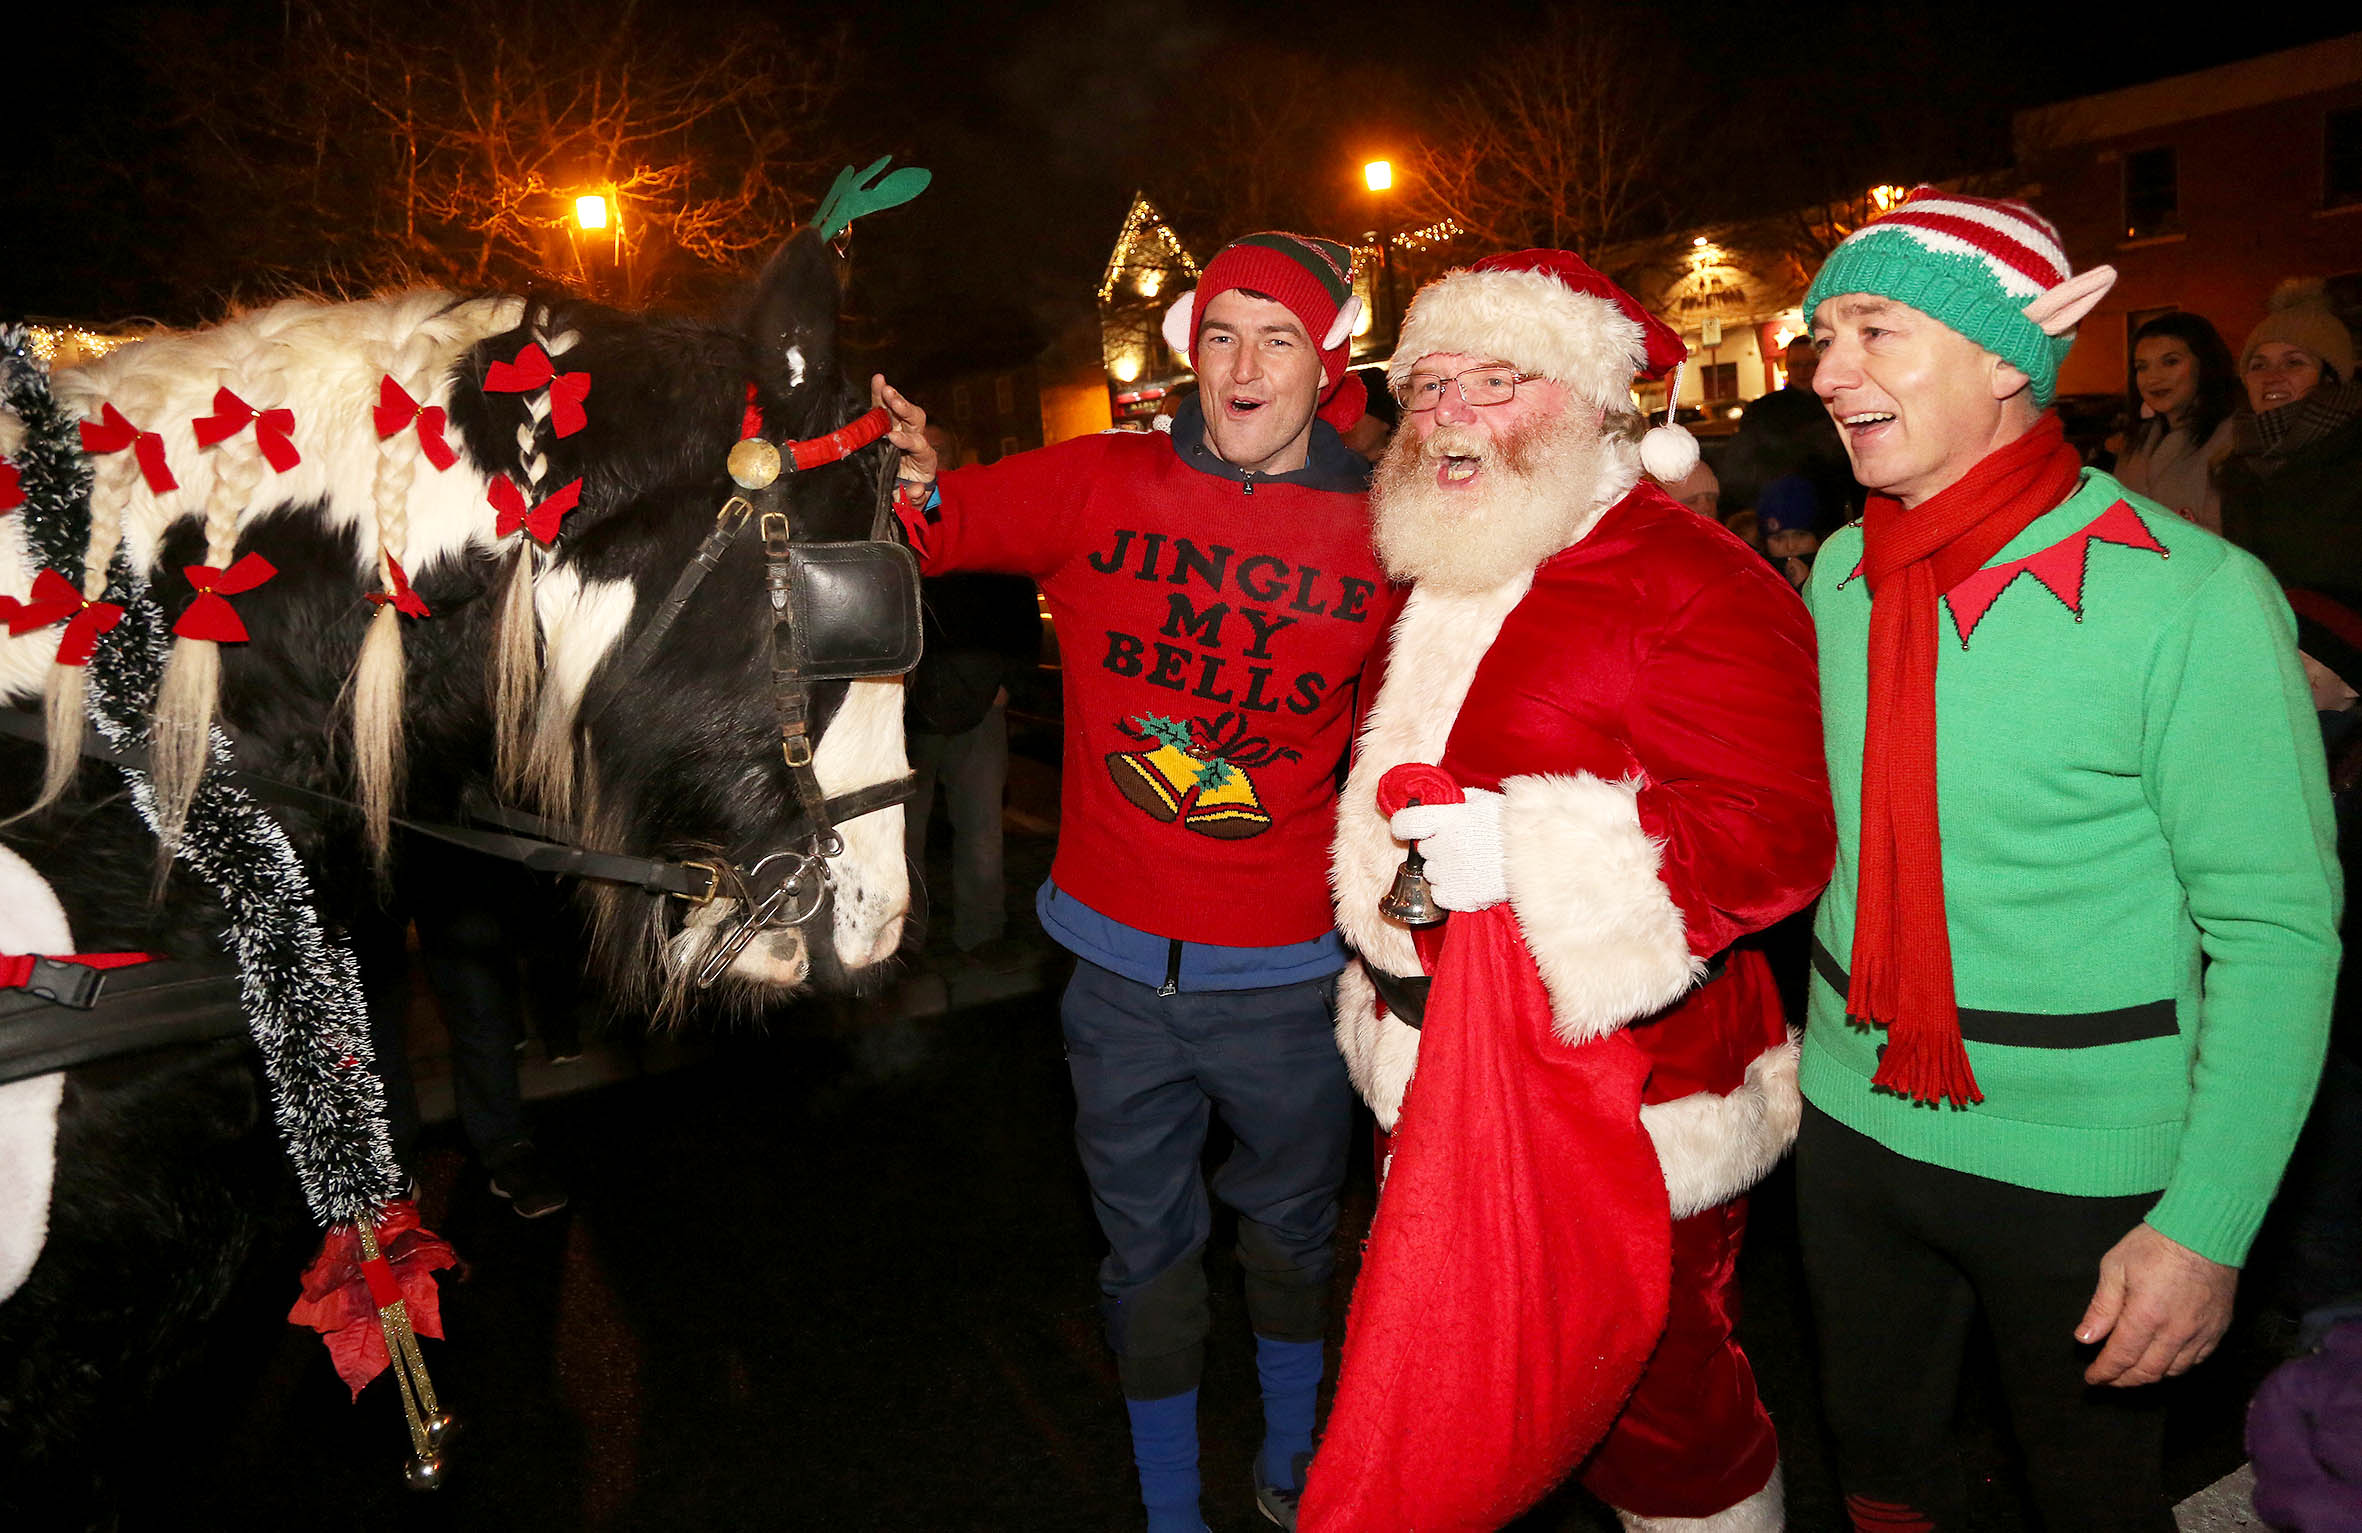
[1327,477,1833,1526]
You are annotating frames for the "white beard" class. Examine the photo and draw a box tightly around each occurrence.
[1371,408,1635,592]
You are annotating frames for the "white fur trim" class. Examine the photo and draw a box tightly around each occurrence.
[0,843,74,1305]
[1333,961,1424,1133]
[1162,292,1197,363]
[1640,423,1700,484]
[1391,266,1647,408]
[1616,1460,1784,1532]
[1331,577,1532,977]
[1641,1035,1801,1219]
[1499,772,1702,1046]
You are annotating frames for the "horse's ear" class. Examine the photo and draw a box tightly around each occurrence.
[747,227,842,397]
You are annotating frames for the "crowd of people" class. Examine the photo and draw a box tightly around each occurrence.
[860,189,2352,1533]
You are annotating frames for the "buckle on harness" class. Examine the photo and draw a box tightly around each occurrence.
[19,957,106,1009]
[673,859,727,906]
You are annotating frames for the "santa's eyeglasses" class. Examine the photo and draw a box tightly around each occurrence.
[1391,365,1539,412]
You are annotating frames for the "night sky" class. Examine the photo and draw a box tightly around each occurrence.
[4,2,2352,358]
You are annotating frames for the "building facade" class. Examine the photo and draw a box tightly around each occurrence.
[2018,34,2362,399]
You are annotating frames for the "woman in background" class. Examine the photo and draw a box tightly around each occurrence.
[2115,311,2239,532]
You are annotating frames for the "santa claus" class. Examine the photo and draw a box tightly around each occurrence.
[1312,250,1835,1531]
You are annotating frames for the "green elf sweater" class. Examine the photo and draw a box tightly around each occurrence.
[1804,468,2341,1266]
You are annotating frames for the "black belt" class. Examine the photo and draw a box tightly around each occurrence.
[0,959,247,1086]
[1810,940,2177,1049]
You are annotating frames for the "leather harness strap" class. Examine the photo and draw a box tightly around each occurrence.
[0,959,247,1086]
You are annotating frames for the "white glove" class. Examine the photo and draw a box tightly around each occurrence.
[1388,788,1507,912]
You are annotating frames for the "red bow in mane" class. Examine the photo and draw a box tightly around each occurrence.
[488,476,581,546]
[0,568,125,665]
[287,1199,458,1400]
[192,387,301,473]
[0,459,22,514]
[373,377,459,472]
[364,553,430,618]
[173,553,278,643]
[78,403,177,493]
[484,342,591,437]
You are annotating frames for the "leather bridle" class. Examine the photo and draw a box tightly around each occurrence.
[578,396,923,984]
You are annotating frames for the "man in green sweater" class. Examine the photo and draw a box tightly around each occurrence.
[1798,188,2341,1533]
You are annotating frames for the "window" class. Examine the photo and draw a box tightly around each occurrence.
[2123,145,2178,239]
[994,374,1016,414]
[1000,435,1021,459]
[1700,361,1739,403]
[2329,108,2362,208]
[952,383,972,422]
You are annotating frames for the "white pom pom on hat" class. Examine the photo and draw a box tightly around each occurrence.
[1641,422,1700,483]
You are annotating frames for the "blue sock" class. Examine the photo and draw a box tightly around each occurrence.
[1256,1335,1324,1490]
[1125,1388,1201,1532]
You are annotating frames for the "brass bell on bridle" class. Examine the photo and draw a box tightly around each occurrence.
[1379,843,1447,929]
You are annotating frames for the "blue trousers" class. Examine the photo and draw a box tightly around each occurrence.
[1060,960,1351,1399]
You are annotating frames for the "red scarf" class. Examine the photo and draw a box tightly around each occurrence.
[1851,413,2083,1106]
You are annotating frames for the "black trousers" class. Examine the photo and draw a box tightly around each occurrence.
[1796,1105,2175,1532]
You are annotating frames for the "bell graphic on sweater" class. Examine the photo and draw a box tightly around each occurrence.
[1106,712,1301,840]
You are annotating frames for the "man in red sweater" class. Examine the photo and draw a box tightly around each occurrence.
[874,232,1387,1531]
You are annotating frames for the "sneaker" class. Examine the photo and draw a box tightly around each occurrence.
[1253,1451,1312,1530]
[485,1144,569,1219]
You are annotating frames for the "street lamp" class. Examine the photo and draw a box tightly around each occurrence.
[1363,159,1398,351]
[574,194,610,231]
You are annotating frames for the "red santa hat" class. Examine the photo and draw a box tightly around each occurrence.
[1162,232,1368,431]
[1388,248,1698,482]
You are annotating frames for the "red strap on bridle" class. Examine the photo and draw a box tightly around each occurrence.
[738,385,892,474]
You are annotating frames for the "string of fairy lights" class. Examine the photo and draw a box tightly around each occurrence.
[23,324,144,369]
[1097,194,1202,303]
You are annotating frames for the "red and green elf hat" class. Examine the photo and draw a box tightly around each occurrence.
[1162,232,1368,430]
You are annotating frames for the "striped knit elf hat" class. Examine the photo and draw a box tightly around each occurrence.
[1163,232,1367,426]
[1803,187,2105,407]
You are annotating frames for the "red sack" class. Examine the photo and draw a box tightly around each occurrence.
[1304,769,1672,1532]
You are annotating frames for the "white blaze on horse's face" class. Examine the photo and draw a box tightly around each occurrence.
[811,677,911,972]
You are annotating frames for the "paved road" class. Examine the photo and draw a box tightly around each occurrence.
[120,973,2265,1532]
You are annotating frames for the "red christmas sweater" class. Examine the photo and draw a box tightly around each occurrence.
[899,416,1389,947]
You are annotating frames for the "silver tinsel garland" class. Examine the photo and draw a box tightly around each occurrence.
[2,322,401,1228]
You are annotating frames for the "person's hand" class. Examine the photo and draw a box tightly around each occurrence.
[871,375,937,482]
[2076,1222,2237,1386]
[1387,788,1507,911]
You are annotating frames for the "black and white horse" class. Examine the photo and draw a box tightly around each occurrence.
[0,226,913,1507]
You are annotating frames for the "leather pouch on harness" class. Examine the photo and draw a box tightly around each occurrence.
[784,541,924,678]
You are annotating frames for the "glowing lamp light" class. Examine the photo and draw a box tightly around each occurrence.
[1111,353,1142,384]
[1352,302,1373,338]
[1869,183,1909,213]
[1692,235,1708,247]
[1137,270,1162,299]
[574,195,610,231]
[1364,160,1393,193]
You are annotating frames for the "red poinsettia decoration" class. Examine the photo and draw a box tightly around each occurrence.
[287,1199,459,1400]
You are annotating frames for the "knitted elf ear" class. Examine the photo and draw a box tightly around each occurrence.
[1323,296,1363,352]
[1161,292,1197,364]
[2023,265,2117,337]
